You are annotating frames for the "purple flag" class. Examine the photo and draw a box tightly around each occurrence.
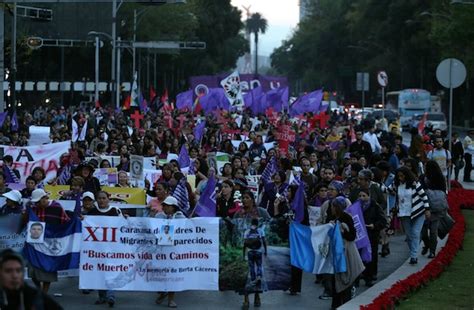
[328,141,340,150]
[139,92,148,113]
[262,86,289,112]
[194,174,217,217]
[346,200,372,263]
[176,90,193,110]
[11,112,19,131]
[289,89,323,117]
[291,181,305,223]
[244,86,265,115]
[193,121,206,143]
[178,145,191,168]
[0,113,7,127]
[199,88,226,114]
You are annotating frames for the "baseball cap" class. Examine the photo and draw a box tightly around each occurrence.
[162,196,178,207]
[82,191,95,201]
[30,189,49,203]
[2,190,22,204]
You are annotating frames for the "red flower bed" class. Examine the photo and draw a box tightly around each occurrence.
[360,188,474,310]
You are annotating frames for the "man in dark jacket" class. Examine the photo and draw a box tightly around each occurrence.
[0,250,63,310]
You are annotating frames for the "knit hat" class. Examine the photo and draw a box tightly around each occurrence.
[329,180,344,194]
[331,196,347,211]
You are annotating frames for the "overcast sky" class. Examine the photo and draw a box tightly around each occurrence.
[231,0,299,56]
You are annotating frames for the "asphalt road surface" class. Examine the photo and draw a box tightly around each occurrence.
[32,235,409,310]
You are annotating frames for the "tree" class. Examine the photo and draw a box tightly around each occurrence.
[246,12,267,75]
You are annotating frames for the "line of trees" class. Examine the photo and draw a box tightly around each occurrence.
[270,0,474,126]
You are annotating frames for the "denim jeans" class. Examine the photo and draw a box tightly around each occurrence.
[98,290,115,302]
[247,250,263,281]
[400,215,425,259]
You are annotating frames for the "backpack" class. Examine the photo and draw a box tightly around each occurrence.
[425,189,448,213]
[244,227,262,250]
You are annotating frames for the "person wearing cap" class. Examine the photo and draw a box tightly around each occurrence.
[0,190,23,216]
[76,161,101,194]
[316,180,352,301]
[154,195,185,308]
[0,249,63,310]
[463,129,474,182]
[80,191,96,216]
[84,191,124,307]
[27,188,70,293]
[327,197,363,309]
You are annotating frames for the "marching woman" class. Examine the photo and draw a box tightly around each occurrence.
[392,166,430,265]
[85,191,127,307]
[154,196,186,308]
[421,160,448,258]
[357,188,387,286]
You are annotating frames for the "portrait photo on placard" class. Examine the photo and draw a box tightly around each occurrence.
[157,224,175,245]
[26,221,45,244]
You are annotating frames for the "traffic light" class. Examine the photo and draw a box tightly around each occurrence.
[26,37,43,49]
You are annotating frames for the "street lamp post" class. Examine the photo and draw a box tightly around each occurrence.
[94,36,100,105]
[11,3,17,109]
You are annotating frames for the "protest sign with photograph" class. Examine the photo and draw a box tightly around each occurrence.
[26,221,46,244]
[80,217,219,291]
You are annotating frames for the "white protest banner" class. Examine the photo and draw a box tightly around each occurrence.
[0,215,26,252]
[28,126,51,146]
[79,216,219,292]
[130,155,144,180]
[2,141,70,183]
[143,157,157,170]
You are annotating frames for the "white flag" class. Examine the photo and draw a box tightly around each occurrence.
[131,72,139,107]
[79,120,88,141]
[220,71,244,107]
[72,119,79,142]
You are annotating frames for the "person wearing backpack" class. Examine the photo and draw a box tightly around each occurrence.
[242,218,267,309]
[421,160,448,258]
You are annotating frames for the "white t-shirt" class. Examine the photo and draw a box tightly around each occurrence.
[427,148,451,177]
[397,183,413,217]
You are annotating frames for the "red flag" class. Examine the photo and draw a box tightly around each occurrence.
[123,95,131,110]
[95,100,101,109]
[150,86,157,102]
[161,89,169,103]
[418,112,428,135]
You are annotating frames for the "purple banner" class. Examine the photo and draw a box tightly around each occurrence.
[190,74,288,97]
[346,200,372,263]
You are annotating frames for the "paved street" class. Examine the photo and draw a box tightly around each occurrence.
[33,236,409,309]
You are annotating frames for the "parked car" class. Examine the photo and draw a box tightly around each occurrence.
[411,112,447,131]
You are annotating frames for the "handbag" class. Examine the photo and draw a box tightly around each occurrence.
[456,159,465,169]
[335,240,365,293]
[437,212,455,240]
